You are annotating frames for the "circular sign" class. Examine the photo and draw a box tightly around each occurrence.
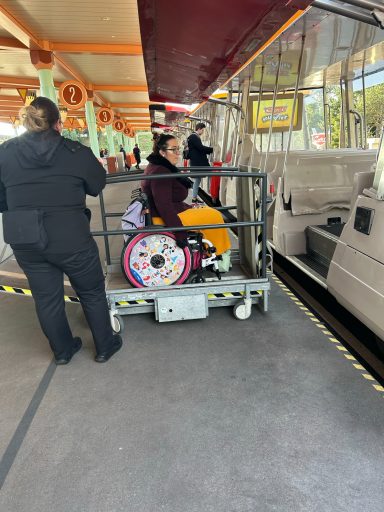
[113,119,125,132]
[59,81,87,110]
[123,127,131,136]
[96,108,114,126]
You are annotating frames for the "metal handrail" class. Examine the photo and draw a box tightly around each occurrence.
[97,166,268,278]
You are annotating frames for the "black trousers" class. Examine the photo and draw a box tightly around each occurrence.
[14,241,114,359]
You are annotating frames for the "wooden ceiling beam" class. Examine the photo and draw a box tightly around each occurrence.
[0,95,21,101]
[0,76,57,88]
[0,6,41,48]
[0,110,23,116]
[0,102,23,109]
[51,42,142,55]
[0,36,28,50]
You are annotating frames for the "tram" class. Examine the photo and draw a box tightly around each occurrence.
[145,1,384,340]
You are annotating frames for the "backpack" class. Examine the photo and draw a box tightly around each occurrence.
[121,190,151,242]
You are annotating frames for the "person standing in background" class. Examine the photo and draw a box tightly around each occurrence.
[119,144,130,171]
[133,143,141,170]
[187,123,213,204]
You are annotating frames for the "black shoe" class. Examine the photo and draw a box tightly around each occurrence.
[55,337,82,365]
[94,335,123,363]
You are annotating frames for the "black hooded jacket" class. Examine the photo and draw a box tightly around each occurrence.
[0,130,106,253]
[187,132,213,166]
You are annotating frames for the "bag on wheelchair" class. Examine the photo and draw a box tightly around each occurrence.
[121,189,151,242]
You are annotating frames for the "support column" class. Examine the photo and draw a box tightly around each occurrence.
[85,90,100,158]
[123,135,130,152]
[30,50,57,104]
[106,124,115,156]
[116,131,122,147]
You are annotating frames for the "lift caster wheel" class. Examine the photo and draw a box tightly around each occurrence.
[233,300,252,320]
[111,314,124,334]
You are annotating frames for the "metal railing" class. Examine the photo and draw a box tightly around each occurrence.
[95,166,268,278]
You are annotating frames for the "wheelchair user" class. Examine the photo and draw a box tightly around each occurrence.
[142,134,231,254]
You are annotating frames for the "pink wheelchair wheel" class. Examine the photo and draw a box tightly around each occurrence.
[121,232,192,288]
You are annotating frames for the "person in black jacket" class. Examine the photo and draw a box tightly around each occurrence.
[133,144,141,170]
[0,97,122,364]
[187,122,213,203]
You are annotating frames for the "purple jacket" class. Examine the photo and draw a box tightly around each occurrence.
[142,162,191,240]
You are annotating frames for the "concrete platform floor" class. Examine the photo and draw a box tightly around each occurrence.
[1,276,384,512]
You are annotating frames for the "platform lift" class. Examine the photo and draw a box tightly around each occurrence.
[93,166,270,332]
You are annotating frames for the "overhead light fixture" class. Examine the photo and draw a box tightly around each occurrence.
[101,17,111,21]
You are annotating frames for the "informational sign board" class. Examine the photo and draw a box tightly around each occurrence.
[96,108,114,125]
[113,119,125,132]
[248,93,303,133]
[59,81,87,110]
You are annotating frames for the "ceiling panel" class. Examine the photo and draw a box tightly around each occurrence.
[0,0,141,44]
[59,53,146,85]
[138,0,313,103]
[0,49,71,82]
[100,91,150,104]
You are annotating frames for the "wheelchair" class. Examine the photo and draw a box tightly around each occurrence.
[121,191,222,288]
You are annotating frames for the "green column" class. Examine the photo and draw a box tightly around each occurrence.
[127,137,134,152]
[37,68,57,104]
[85,100,100,158]
[123,135,130,152]
[106,124,115,156]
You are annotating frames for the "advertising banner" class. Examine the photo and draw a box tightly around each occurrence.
[248,93,303,133]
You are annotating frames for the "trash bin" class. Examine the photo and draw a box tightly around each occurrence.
[106,156,117,174]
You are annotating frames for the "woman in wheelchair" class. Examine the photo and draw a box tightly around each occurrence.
[121,134,231,288]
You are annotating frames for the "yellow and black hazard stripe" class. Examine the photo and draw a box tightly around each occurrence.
[1,283,262,307]
[0,284,80,303]
[115,299,154,306]
[271,273,384,395]
[207,290,261,300]
[115,290,262,306]
[254,178,263,276]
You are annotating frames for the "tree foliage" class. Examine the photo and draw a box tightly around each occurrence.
[354,83,384,137]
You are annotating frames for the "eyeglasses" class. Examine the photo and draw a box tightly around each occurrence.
[165,147,181,153]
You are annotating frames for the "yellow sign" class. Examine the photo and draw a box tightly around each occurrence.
[248,93,303,133]
[25,90,37,106]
